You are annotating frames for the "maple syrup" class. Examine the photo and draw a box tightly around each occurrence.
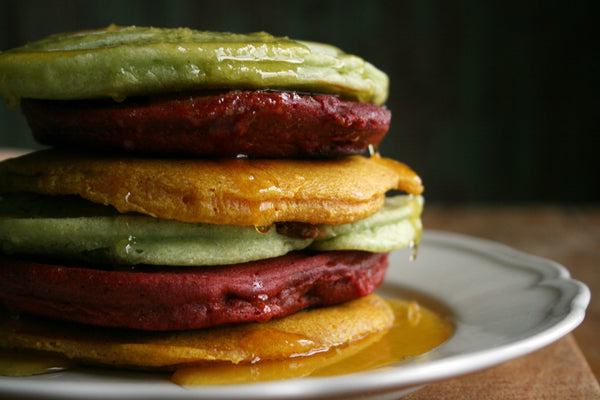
[172,299,452,385]
[0,349,74,377]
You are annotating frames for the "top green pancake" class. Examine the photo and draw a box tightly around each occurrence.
[0,25,389,108]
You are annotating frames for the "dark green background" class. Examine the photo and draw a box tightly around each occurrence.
[1,0,597,203]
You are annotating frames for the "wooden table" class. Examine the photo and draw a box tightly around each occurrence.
[405,205,600,399]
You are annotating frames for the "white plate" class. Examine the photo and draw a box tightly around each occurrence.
[0,231,590,400]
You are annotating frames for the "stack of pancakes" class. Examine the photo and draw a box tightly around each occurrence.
[0,26,424,371]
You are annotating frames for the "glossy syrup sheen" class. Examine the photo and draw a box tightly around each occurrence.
[0,349,74,376]
[0,299,452,383]
[0,26,389,107]
[173,298,452,385]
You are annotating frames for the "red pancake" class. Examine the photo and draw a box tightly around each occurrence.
[21,91,391,158]
[0,251,389,331]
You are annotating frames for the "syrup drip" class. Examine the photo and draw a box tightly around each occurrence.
[367,144,379,157]
[409,241,419,261]
[254,225,274,234]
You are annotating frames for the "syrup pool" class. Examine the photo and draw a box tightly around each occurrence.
[172,299,452,385]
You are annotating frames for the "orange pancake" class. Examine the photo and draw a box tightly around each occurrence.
[0,150,423,226]
[0,294,393,370]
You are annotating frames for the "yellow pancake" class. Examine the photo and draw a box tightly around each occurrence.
[0,150,423,226]
[0,294,393,370]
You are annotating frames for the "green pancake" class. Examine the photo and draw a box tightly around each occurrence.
[0,25,388,108]
[0,194,422,266]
